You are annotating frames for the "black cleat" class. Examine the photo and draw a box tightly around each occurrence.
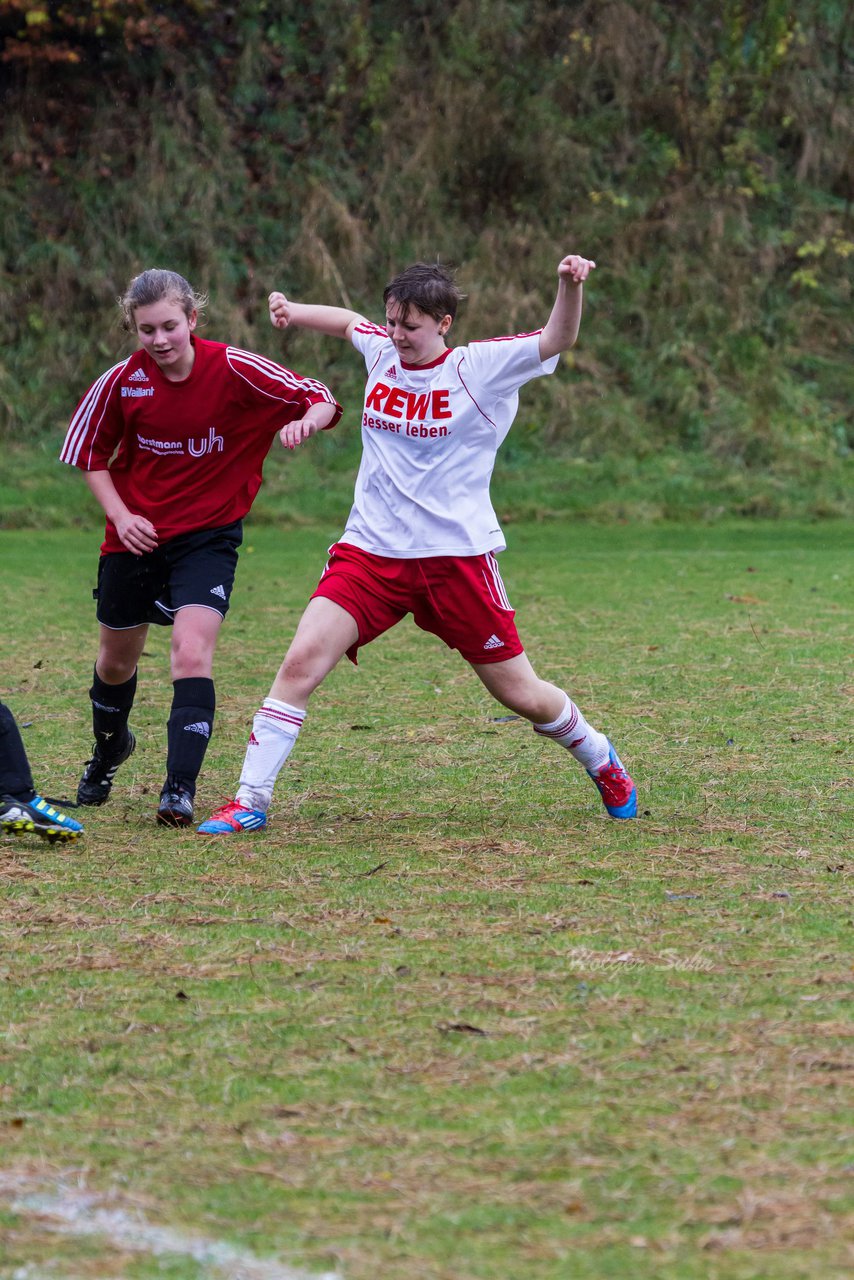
[77,731,136,806]
[156,777,195,828]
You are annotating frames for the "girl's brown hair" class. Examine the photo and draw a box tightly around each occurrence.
[119,268,207,331]
[382,262,464,322]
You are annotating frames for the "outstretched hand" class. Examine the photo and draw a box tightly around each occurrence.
[269,291,291,330]
[557,255,596,285]
[279,418,321,451]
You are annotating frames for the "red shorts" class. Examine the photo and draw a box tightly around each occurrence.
[311,542,524,665]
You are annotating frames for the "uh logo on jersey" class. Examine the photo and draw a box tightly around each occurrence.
[188,426,224,456]
[136,425,224,457]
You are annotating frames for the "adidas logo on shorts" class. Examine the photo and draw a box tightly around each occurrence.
[483,634,504,650]
[210,584,227,600]
[184,721,211,738]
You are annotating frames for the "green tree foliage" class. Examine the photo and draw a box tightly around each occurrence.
[1,0,851,491]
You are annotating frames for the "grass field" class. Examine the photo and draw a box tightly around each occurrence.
[0,521,851,1280]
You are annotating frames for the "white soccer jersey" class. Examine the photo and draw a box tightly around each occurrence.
[344,322,559,557]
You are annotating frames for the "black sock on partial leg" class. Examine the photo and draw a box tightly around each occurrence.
[166,677,215,798]
[0,702,37,800]
[90,668,137,756]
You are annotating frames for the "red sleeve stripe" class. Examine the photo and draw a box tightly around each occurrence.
[366,349,385,378]
[470,330,544,345]
[60,359,129,467]
[354,320,387,338]
[457,355,497,430]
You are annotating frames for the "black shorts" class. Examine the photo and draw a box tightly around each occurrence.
[94,521,243,629]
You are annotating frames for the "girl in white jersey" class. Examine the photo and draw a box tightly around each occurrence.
[197,253,637,834]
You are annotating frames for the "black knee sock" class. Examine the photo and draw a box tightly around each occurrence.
[0,701,36,800]
[166,677,215,796]
[90,668,137,756]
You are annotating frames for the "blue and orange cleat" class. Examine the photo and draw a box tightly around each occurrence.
[0,794,84,842]
[588,743,637,819]
[196,799,267,835]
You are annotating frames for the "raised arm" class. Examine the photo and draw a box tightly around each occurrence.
[269,293,362,343]
[538,255,596,362]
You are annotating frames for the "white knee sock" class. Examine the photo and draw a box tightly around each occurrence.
[235,698,305,812]
[533,693,610,772]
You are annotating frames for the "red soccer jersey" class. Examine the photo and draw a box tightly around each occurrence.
[60,337,341,553]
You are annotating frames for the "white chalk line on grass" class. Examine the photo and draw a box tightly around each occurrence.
[0,1170,343,1280]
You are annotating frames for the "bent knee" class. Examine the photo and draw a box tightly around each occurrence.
[96,657,138,684]
[170,638,216,679]
[277,641,336,695]
[280,649,324,688]
[485,672,563,723]
[96,639,143,684]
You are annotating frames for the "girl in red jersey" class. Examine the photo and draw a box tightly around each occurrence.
[61,268,341,827]
[197,253,637,836]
